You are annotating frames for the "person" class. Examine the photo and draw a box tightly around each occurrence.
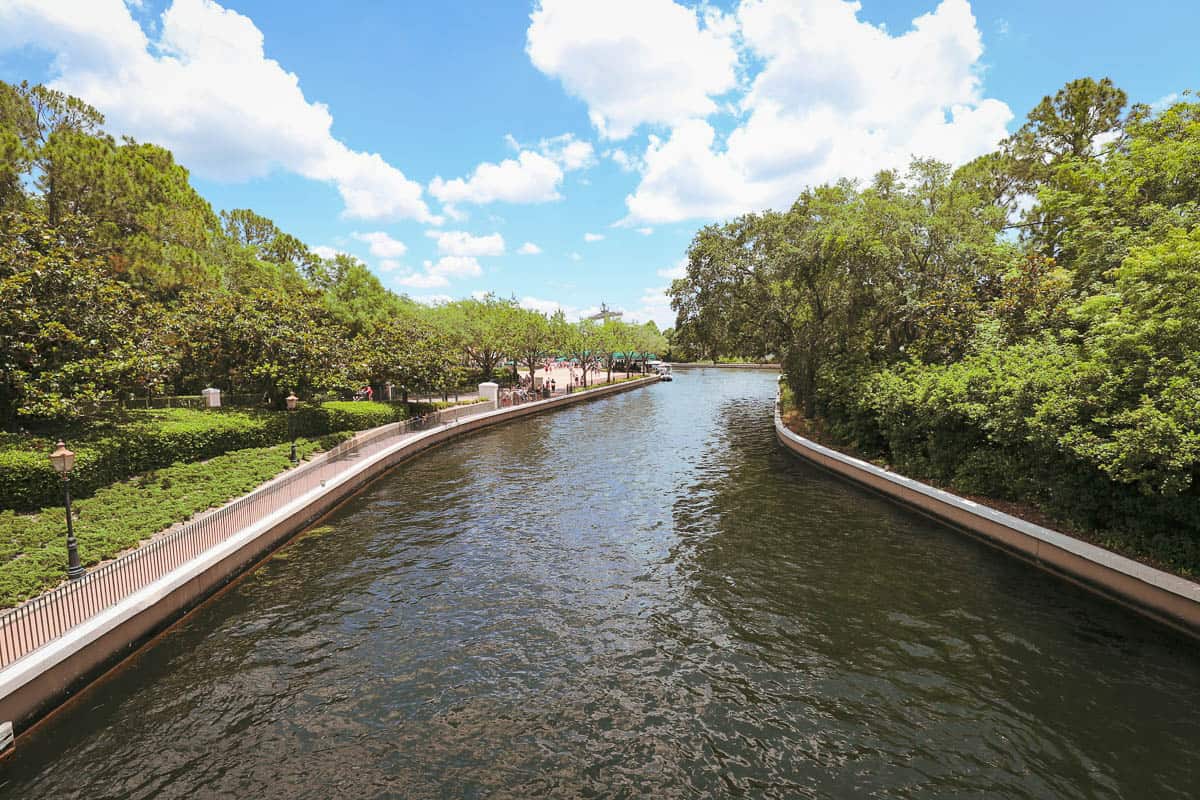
[365,385,374,401]
[551,379,557,394]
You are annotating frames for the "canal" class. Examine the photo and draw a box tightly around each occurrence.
[2,369,1197,798]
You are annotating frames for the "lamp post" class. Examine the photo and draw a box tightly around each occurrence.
[48,440,85,580]
[286,391,298,462]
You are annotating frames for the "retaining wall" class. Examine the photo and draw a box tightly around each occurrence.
[773,396,1200,640]
[669,363,780,370]
[0,376,660,737]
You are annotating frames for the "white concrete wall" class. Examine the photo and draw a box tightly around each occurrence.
[773,395,1200,640]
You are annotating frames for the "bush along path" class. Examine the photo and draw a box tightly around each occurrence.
[0,402,408,513]
[0,433,351,608]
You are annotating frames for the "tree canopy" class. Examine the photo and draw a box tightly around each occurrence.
[669,79,1200,570]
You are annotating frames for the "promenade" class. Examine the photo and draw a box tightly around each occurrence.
[0,403,486,668]
[0,375,661,735]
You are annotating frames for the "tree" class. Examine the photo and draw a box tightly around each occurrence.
[0,211,160,423]
[435,295,515,380]
[510,307,560,386]
[562,320,603,387]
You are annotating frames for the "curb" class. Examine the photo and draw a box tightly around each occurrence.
[773,394,1200,640]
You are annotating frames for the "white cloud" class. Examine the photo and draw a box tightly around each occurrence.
[520,296,570,316]
[311,245,339,260]
[636,227,654,236]
[352,231,408,258]
[430,150,564,206]
[412,294,453,306]
[1151,93,1180,112]
[657,258,687,280]
[378,259,404,273]
[636,0,1012,224]
[583,232,604,242]
[430,255,483,278]
[518,242,543,255]
[396,272,449,289]
[607,148,640,172]
[425,230,506,257]
[527,0,739,139]
[429,132,595,210]
[537,133,596,171]
[629,285,676,329]
[569,252,583,262]
[0,0,438,223]
[528,0,1013,226]
[395,255,483,290]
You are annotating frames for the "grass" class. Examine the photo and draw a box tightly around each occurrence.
[0,432,351,608]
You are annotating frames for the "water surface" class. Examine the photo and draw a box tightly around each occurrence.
[2,370,1197,798]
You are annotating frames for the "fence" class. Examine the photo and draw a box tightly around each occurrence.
[0,401,492,669]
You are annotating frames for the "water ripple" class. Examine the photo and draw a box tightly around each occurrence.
[2,370,1198,799]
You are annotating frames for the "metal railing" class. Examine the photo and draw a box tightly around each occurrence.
[0,402,493,669]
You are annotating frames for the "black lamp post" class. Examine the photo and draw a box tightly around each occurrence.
[49,440,85,580]
[286,391,298,462]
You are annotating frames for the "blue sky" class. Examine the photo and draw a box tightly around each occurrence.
[1,0,1196,326]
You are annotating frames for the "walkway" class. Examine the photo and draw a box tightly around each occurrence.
[0,403,488,668]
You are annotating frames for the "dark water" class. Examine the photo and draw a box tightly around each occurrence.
[2,370,1198,798]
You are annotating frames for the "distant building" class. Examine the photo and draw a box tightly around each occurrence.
[586,302,623,322]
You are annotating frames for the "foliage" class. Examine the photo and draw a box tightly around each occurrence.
[0,403,409,512]
[0,436,346,607]
[672,79,1200,573]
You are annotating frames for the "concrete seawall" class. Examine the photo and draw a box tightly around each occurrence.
[773,396,1200,640]
[0,376,660,736]
[669,363,780,370]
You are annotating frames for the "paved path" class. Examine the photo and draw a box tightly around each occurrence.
[0,405,487,668]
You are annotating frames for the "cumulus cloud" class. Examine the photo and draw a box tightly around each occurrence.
[430,150,563,207]
[311,245,339,260]
[583,232,604,242]
[426,230,506,257]
[0,0,438,223]
[629,285,676,329]
[518,242,543,255]
[396,255,484,289]
[527,0,739,139]
[607,148,641,172]
[528,0,1013,226]
[519,296,573,316]
[537,133,596,171]
[657,258,687,280]
[411,294,454,306]
[352,231,408,258]
[428,132,594,210]
[569,252,583,262]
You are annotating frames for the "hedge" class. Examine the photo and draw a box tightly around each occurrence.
[0,434,351,607]
[0,402,409,512]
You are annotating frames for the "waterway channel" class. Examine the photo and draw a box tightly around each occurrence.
[2,369,1197,798]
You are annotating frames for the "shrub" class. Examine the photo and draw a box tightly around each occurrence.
[0,403,409,512]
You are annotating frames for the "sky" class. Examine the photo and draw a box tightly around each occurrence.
[0,0,1196,327]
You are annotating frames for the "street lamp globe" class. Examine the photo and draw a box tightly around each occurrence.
[48,440,85,580]
[49,440,75,475]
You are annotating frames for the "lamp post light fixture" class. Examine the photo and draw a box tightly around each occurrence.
[286,391,298,462]
[48,440,86,580]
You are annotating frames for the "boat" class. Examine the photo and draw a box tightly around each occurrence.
[648,361,673,381]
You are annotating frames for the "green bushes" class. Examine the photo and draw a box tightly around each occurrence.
[0,436,346,607]
[807,344,1200,575]
[0,402,409,512]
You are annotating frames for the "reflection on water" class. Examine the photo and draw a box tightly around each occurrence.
[2,370,1198,799]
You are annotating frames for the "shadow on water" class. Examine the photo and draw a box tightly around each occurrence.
[2,369,1198,799]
